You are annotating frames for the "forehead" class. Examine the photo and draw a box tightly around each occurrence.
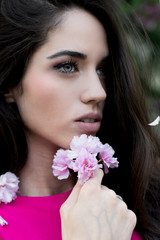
[29,8,108,63]
[46,8,108,53]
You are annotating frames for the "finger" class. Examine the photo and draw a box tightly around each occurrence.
[66,169,104,204]
[84,169,104,187]
[64,180,82,205]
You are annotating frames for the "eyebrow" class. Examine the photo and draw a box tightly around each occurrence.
[47,50,87,60]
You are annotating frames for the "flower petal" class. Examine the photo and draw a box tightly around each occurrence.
[148,116,160,126]
[52,134,119,184]
[0,172,19,204]
[0,216,8,226]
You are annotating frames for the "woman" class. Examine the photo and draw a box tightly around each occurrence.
[0,0,159,239]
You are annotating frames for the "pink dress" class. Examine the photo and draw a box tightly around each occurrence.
[0,190,142,240]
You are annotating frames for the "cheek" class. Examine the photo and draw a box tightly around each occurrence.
[16,73,74,122]
[15,76,57,120]
[23,72,60,102]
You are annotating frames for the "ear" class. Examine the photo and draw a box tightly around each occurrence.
[4,91,15,103]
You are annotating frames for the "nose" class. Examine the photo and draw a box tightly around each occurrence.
[80,70,107,104]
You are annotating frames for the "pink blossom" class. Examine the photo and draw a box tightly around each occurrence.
[52,134,119,184]
[52,149,72,180]
[0,172,19,204]
[70,134,103,154]
[100,143,119,173]
[72,149,101,184]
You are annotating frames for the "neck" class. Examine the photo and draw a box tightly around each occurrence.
[18,134,76,197]
[18,162,75,197]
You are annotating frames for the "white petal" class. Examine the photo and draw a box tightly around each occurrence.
[0,216,8,226]
[0,172,19,204]
[148,116,160,126]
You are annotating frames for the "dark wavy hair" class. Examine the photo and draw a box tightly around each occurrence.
[0,0,159,239]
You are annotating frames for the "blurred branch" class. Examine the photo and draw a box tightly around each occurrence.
[116,0,160,118]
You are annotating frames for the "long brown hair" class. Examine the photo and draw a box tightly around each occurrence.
[0,0,159,239]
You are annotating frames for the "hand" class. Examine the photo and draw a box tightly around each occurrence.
[60,169,137,240]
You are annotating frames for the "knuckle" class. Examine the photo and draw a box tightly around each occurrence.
[107,189,117,198]
[60,202,68,216]
[118,200,128,210]
[128,210,137,227]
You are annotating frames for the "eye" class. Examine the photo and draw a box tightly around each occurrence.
[54,60,78,74]
[96,65,107,78]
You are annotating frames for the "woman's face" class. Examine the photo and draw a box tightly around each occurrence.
[13,8,109,150]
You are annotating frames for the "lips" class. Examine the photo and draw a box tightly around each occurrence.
[76,112,102,122]
[80,119,98,123]
[74,112,102,133]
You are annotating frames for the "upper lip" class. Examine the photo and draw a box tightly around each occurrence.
[75,112,102,122]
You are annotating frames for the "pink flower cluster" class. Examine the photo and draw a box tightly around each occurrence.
[52,134,119,184]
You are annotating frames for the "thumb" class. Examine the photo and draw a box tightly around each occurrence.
[64,169,104,205]
[84,169,104,187]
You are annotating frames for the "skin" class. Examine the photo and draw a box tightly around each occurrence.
[12,8,136,239]
[61,170,136,240]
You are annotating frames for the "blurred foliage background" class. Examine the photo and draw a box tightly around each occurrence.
[116,0,160,122]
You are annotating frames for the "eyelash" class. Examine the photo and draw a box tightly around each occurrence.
[53,60,79,74]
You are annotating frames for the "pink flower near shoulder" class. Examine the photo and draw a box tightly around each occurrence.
[52,149,72,180]
[72,148,102,184]
[0,172,19,204]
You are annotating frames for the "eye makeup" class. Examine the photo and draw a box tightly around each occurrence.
[47,49,110,77]
[53,60,79,74]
